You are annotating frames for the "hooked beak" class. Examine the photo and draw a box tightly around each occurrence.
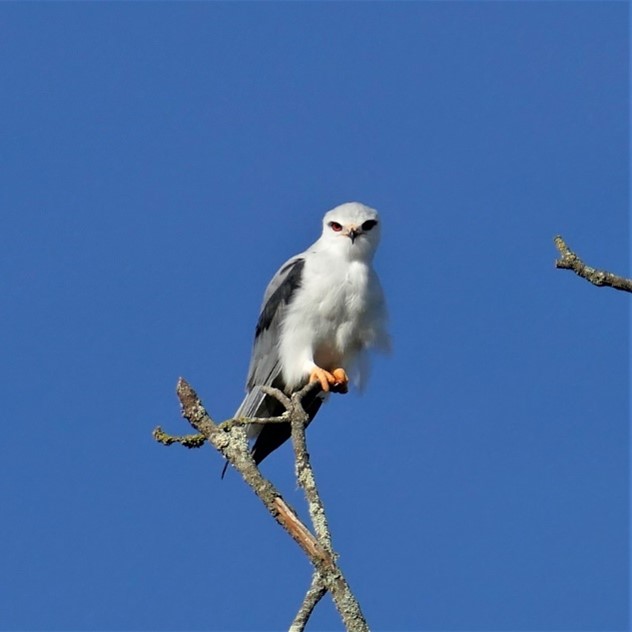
[347,227,359,244]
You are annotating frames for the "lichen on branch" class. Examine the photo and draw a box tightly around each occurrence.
[554,235,632,293]
[153,377,369,631]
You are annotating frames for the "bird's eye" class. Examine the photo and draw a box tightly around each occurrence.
[361,219,378,231]
[329,221,343,232]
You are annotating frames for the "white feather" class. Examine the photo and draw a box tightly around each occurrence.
[235,201,389,444]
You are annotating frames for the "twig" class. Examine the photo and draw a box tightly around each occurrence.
[154,413,290,448]
[218,413,291,427]
[152,426,206,448]
[554,235,632,292]
[289,572,327,632]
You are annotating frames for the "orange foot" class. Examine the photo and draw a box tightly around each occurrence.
[331,368,349,394]
[309,366,349,394]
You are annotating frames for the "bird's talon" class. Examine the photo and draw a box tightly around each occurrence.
[309,367,336,392]
[307,367,349,394]
[331,368,349,394]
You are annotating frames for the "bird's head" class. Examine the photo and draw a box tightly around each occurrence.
[320,202,381,260]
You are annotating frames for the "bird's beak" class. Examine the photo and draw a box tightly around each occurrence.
[347,227,359,244]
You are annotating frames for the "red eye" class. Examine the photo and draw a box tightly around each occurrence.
[329,221,342,232]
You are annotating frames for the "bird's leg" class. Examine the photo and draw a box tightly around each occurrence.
[331,368,349,394]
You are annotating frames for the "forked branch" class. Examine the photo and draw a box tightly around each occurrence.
[153,378,368,631]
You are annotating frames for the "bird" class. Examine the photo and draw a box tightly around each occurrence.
[222,201,390,477]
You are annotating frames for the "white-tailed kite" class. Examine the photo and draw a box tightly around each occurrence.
[223,202,389,476]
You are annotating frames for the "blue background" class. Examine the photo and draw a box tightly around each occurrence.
[1,3,628,631]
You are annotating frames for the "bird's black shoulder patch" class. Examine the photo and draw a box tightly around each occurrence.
[255,258,305,339]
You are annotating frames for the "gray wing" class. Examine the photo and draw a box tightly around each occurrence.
[222,253,325,477]
[234,256,306,420]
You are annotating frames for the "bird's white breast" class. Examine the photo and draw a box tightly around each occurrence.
[279,252,377,388]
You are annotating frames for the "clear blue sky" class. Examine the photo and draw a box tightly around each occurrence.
[1,3,628,631]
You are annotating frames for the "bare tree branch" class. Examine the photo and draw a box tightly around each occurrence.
[152,426,206,448]
[154,378,369,631]
[260,385,335,554]
[289,394,335,555]
[290,572,327,632]
[268,384,368,628]
[554,235,632,292]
